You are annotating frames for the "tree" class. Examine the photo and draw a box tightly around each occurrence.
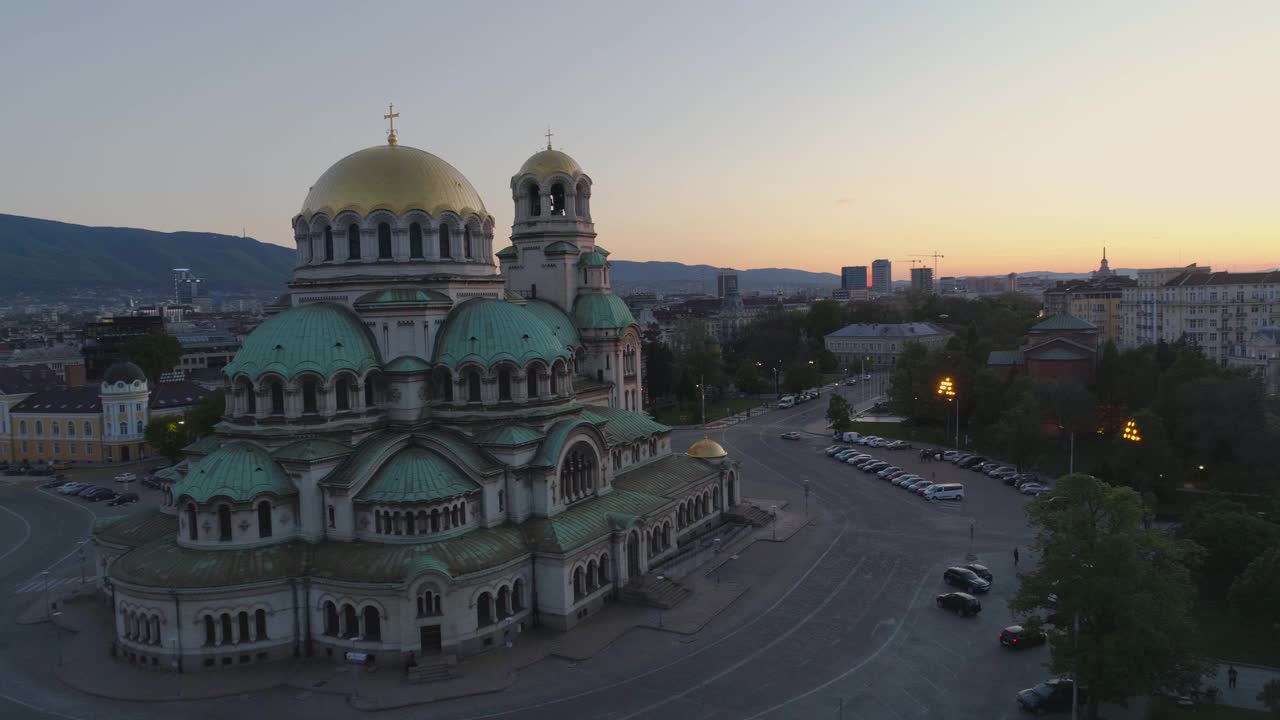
[1177,501,1280,591]
[826,394,852,434]
[989,389,1042,469]
[782,362,820,394]
[1010,475,1211,719]
[887,342,943,422]
[642,328,676,401]
[1230,548,1280,643]
[733,361,763,394]
[144,415,189,463]
[185,389,224,438]
[125,333,183,382]
[1259,678,1280,718]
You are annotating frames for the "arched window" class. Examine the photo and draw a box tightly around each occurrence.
[342,604,359,638]
[35,420,43,435]
[269,381,284,416]
[84,421,92,437]
[364,380,375,408]
[467,371,481,403]
[362,606,381,641]
[498,369,512,401]
[586,560,598,591]
[255,609,268,640]
[302,378,317,414]
[598,554,609,585]
[463,227,472,258]
[409,222,423,258]
[323,602,338,636]
[430,508,440,532]
[242,381,257,415]
[377,222,392,259]
[220,613,233,645]
[237,611,250,643]
[573,567,585,601]
[558,443,596,504]
[527,367,539,398]
[186,503,198,541]
[512,579,525,611]
[497,586,511,619]
[323,225,334,261]
[119,422,127,436]
[550,183,566,216]
[52,423,59,437]
[526,184,541,217]
[549,368,558,395]
[347,224,361,259]
[335,377,351,411]
[66,421,75,437]
[476,592,493,627]
[135,420,143,434]
[217,506,232,542]
[257,500,272,538]
[438,225,452,258]
[204,615,216,645]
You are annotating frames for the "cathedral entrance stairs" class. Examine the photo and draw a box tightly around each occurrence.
[723,503,774,527]
[406,654,457,684]
[619,575,691,609]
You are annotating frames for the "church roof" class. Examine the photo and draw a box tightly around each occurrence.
[987,350,1026,366]
[354,288,452,310]
[172,441,296,503]
[573,293,637,330]
[477,424,545,448]
[522,489,668,554]
[524,299,581,349]
[495,245,518,259]
[273,438,352,463]
[532,417,602,468]
[93,507,175,550]
[517,148,584,179]
[383,355,431,373]
[1030,314,1098,332]
[1027,347,1092,361]
[355,447,480,504]
[582,405,670,445]
[542,240,580,255]
[433,298,572,369]
[577,249,609,268]
[298,143,491,223]
[222,302,382,381]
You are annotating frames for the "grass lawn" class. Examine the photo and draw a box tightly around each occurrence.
[650,397,768,426]
[1193,596,1280,668]
[1148,696,1271,719]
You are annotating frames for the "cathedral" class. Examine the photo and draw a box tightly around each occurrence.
[92,118,742,672]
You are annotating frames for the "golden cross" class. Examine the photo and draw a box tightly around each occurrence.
[545,125,554,150]
[385,103,400,144]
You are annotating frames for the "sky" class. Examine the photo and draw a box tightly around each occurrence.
[2,0,1277,280]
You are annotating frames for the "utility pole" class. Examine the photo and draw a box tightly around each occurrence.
[699,374,706,426]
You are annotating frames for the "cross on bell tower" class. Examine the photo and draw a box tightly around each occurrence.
[544,125,554,150]
[385,103,400,146]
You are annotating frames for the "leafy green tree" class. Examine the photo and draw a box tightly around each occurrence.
[642,328,676,401]
[1010,475,1211,719]
[185,389,224,438]
[989,389,1042,469]
[1258,678,1280,717]
[144,415,189,463]
[804,300,846,347]
[887,342,943,422]
[782,362,820,394]
[826,394,852,434]
[126,333,183,382]
[733,361,763,394]
[1230,548,1280,643]
[1178,501,1280,591]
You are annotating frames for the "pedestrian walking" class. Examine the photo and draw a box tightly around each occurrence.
[1013,547,1020,566]
[1228,665,1237,689]
[504,629,513,649]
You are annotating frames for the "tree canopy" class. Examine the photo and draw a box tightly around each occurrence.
[125,333,183,382]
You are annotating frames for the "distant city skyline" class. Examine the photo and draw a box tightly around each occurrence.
[1,1,1277,277]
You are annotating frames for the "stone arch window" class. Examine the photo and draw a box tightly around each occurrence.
[217,505,232,542]
[663,521,672,548]
[405,512,416,536]
[526,183,541,217]
[335,376,352,412]
[467,371,481,403]
[585,559,598,591]
[268,380,284,416]
[550,183,566,216]
[558,442,596,504]
[438,225,452,258]
[186,503,198,541]
[136,419,144,434]
[342,604,359,638]
[362,606,381,641]
[598,554,610,585]
[66,421,75,437]
[409,222,423,258]
[512,579,525,610]
[238,611,251,643]
[377,222,392,259]
[302,377,318,414]
[52,423,60,437]
[430,508,440,532]
[84,421,93,437]
[347,224,361,260]
[418,588,442,617]
[549,367,558,395]
[498,489,505,512]
[323,601,338,636]
[464,226,473,259]
[572,566,585,602]
[496,585,511,619]
[220,613,233,645]
[364,379,376,409]
[677,505,686,528]
[255,609,268,640]
[204,615,216,645]
[498,368,512,401]
[526,364,541,398]
[432,368,453,403]
[257,500,272,538]
[323,226,334,261]
[35,420,43,436]
[575,179,589,217]
[476,592,494,627]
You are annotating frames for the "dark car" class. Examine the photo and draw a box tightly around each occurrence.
[76,485,103,497]
[1000,625,1047,648]
[1016,678,1083,713]
[28,466,55,476]
[944,566,991,593]
[864,461,890,473]
[957,456,985,469]
[108,492,140,507]
[936,592,981,616]
[963,563,993,582]
[42,476,68,488]
[86,488,117,502]
[964,456,989,470]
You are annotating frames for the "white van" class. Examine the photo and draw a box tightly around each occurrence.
[925,483,965,502]
[841,431,864,443]
[778,396,796,409]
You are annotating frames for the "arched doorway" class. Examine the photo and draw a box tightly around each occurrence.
[626,530,640,579]
[727,472,738,506]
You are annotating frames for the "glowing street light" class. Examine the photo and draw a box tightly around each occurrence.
[936,377,958,450]
[1121,419,1142,443]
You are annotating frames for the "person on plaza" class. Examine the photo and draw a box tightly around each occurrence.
[1013,547,1020,566]
[1228,665,1238,689]
[504,628,513,649]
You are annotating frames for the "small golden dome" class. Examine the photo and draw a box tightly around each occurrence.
[687,438,728,459]
[518,148,584,179]
[299,144,490,222]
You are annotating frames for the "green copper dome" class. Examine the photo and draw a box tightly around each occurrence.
[495,245,518,260]
[543,241,580,255]
[433,298,572,369]
[573,293,637,330]
[524,299,581,349]
[577,249,609,268]
[173,441,295,503]
[355,447,479,504]
[223,303,381,381]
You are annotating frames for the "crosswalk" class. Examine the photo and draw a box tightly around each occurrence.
[13,575,86,594]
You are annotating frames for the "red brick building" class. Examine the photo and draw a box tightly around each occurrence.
[987,314,1100,383]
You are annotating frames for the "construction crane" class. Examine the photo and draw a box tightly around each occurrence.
[912,251,945,276]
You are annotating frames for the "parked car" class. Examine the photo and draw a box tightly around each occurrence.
[85,488,117,502]
[942,450,960,462]
[892,474,920,486]
[864,461,889,473]
[57,482,87,494]
[852,458,877,469]
[113,472,138,484]
[28,466,55,476]
[993,468,1020,481]
[876,466,902,478]
[840,432,864,443]
[108,492,140,507]
[1020,483,1050,496]
[51,461,71,471]
[76,485,104,498]
[925,483,966,502]
[936,592,982,617]
[904,479,930,492]
[964,456,990,470]
[886,440,908,450]
[884,469,908,480]
[913,483,937,496]
[834,450,858,461]
[963,563,993,582]
[846,455,872,465]
[1016,678,1083,714]
[42,476,69,489]
[999,625,1046,648]
[944,566,991,593]
[780,431,802,441]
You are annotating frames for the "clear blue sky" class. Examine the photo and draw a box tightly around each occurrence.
[2,1,1277,277]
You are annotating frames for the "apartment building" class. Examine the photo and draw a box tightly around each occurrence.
[1042,277,1135,345]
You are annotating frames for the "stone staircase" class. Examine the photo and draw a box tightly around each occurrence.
[723,503,775,527]
[619,575,691,609]
[406,654,457,684]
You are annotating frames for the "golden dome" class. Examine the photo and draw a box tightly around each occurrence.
[686,438,728,459]
[518,148,584,179]
[300,144,490,222]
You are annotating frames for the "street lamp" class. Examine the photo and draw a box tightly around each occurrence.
[1121,419,1142,443]
[936,377,958,450]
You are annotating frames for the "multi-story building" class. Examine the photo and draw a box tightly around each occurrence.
[910,267,934,294]
[82,315,165,381]
[716,271,739,299]
[1118,265,1280,363]
[871,259,892,295]
[824,322,951,369]
[1042,277,1135,345]
[841,266,867,291]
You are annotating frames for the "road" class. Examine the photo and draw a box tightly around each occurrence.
[0,387,1056,719]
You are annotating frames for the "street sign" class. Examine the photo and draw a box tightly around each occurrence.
[344,651,368,665]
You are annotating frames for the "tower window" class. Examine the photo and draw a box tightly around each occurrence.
[464,227,472,259]
[409,223,423,258]
[377,222,392,259]
[438,225,452,258]
[467,371,481,403]
[527,184,541,217]
[347,224,361,260]
[550,183,566,216]
[498,369,512,401]
[324,226,333,261]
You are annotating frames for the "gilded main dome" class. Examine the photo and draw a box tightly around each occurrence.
[518,148,584,179]
[300,144,490,222]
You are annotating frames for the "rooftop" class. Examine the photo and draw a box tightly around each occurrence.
[826,322,949,339]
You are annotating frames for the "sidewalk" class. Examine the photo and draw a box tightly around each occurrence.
[1205,661,1278,712]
